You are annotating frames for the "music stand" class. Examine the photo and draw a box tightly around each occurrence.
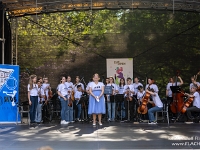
[78,95,89,122]
[170,86,181,93]
[104,86,112,95]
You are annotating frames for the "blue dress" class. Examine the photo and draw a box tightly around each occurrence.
[88,90,106,114]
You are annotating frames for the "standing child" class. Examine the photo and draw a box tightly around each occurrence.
[75,85,83,121]
[42,77,51,102]
[73,76,85,93]
[117,78,126,120]
[35,80,45,123]
[28,75,38,123]
[88,73,106,126]
[57,76,71,124]
[106,77,119,121]
[123,77,135,121]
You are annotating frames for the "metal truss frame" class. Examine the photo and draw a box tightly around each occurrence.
[2,0,200,18]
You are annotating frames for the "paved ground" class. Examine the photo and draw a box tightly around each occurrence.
[0,121,200,150]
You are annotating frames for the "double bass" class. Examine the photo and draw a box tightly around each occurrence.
[170,71,185,114]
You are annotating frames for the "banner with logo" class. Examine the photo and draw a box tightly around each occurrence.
[106,58,133,85]
[0,64,20,123]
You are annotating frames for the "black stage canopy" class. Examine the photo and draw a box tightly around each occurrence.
[2,0,200,17]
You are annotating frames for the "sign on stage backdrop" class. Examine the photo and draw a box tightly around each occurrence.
[106,58,133,85]
[0,64,20,123]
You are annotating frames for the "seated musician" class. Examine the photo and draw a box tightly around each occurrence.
[190,76,200,93]
[74,85,83,121]
[137,85,147,121]
[137,85,145,104]
[186,86,200,121]
[146,78,163,124]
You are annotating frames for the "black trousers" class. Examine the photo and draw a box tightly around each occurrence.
[124,98,134,120]
[186,106,200,119]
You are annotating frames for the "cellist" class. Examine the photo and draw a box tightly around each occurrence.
[145,78,163,124]
[185,86,200,121]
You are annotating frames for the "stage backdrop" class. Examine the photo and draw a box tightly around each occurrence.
[0,64,20,123]
[106,58,133,85]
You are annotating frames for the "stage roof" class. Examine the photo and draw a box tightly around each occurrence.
[2,0,200,17]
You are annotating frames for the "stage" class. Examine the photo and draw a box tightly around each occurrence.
[0,122,199,150]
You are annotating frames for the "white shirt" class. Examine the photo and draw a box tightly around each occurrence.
[132,82,143,95]
[118,85,125,94]
[58,83,68,97]
[145,84,159,93]
[123,84,134,97]
[107,83,118,95]
[193,91,200,108]
[190,82,200,90]
[89,82,104,91]
[151,93,163,108]
[137,91,145,101]
[73,83,85,92]
[38,87,45,102]
[65,82,73,91]
[42,83,50,98]
[75,91,82,100]
[166,82,181,97]
[86,82,92,91]
[28,84,38,96]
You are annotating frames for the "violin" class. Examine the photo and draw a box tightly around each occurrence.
[48,87,53,100]
[68,90,75,107]
[38,89,43,104]
[126,87,133,101]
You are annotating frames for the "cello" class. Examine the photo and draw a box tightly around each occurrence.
[170,71,185,114]
[178,91,194,114]
[137,80,155,114]
[174,91,194,123]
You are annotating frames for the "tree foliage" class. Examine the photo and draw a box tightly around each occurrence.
[16,9,200,99]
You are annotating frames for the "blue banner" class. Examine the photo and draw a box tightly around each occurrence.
[0,64,20,123]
